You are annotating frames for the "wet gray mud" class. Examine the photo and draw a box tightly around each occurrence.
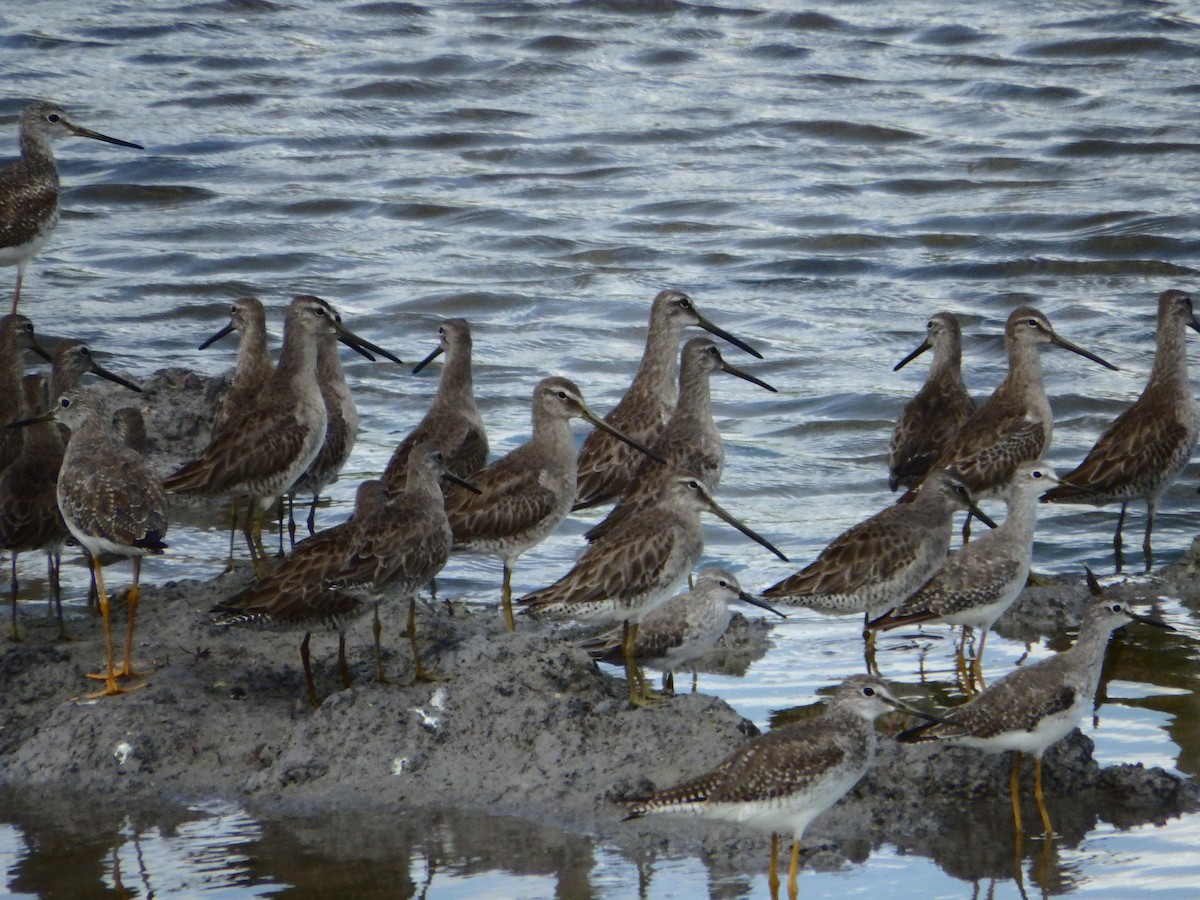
[2,370,1197,884]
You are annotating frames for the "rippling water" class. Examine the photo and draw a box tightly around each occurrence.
[4,1,1200,897]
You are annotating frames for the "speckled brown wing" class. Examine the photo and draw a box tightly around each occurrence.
[519,518,686,613]
[339,504,450,594]
[943,415,1046,494]
[60,448,168,550]
[885,554,1023,624]
[889,388,974,488]
[384,412,488,490]
[764,510,925,598]
[446,451,564,547]
[1045,407,1191,502]
[294,412,352,495]
[573,396,668,510]
[0,456,65,551]
[0,159,57,249]
[165,409,316,494]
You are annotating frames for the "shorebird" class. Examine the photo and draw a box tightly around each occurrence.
[583,337,776,544]
[899,568,1172,838]
[47,338,143,399]
[446,376,662,632]
[0,314,51,472]
[573,290,762,511]
[888,312,975,491]
[382,317,488,493]
[0,102,142,312]
[580,566,785,694]
[2,374,67,641]
[112,407,148,455]
[164,295,384,573]
[199,297,273,434]
[932,306,1116,540]
[286,296,403,543]
[519,473,788,705]
[762,469,996,623]
[1041,289,1200,573]
[214,450,478,702]
[624,675,944,899]
[869,462,1056,690]
[18,387,168,696]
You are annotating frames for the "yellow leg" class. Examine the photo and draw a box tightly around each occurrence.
[768,833,780,899]
[501,563,516,632]
[971,629,990,692]
[1011,752,1024,839]
[1034,756,1055,838]
[84,558,140,698]
[787,839,800,900]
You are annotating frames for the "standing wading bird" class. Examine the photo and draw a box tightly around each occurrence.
[518,473,788,706]
[888,312,975,492]
[383,317,488,493]
[579,566,786,695]
[0,102,143,313]
[12,387,168,697]
[624,675,946,900]
[931,306,1117,541]
[573,290,762,511]
[164,296,393,574]
[286,296,403,543]
[446,376,663,632]
[899,568,1173,838]
[582,337,776,545]
[0,314,52,474]
[868,462,1056,692]
[1040,290,1200,573]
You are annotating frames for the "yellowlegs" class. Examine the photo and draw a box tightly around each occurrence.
[763,469,995,621]
[519,473,787,705]
[584,337,776,544]
[573,290,761,511]
[934,307,1116,538]
[625,675,943,898]
[446,376,662,632]
[383,318,488,493]
[869,462,1056,690]
[580,566,785,694]
[2,374,67,641]
[888,312,975,491]
[26,387,168,696]
[165,296,383,572]
[0,102,143,313]
[1041,289,1200,573]
[286,296,403,542]
[899,568,1172,837]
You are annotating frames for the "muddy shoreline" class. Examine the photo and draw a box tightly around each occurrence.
[2,370,1198,879]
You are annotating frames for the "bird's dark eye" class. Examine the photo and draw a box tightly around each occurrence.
[1033,470,1043,479]
[556,391,568,399]
[926,320,934,329]
[438,327,446,335]
[47,113,60,123]
[60,397,70,409]
[1027,318,1039,328]
[687,480,700,489]
[1110,603,1123,614]
[80,347,91,357]
[718,579,729,588]
[863,686,875,697]
[677,298,691,310]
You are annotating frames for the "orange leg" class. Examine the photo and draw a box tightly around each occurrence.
[1010,752,1024,839]
[1034,756,1055,837]
[117,557,150,679]
[787,839,801,900]
[768,833,780,899]
[84,557,140,698]
[501,563,516,632]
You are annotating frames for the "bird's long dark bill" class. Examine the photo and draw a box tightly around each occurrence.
[412,344,445,375]
[703,496,789,562]
[695,312,763,360]
[893,339,931,372]
[69,122,144,150]
[966,499,998,530]
[198,321,236,350]
[1129,611,1176,632]
[7,410,55,429]
[582,410,666,464]
[1051,333,1118,371]
[738,591,787,618]
[883,696,956,725]
[91,360,143,393]
[1188,316,1200,335]
[335,323,404,365]
[721,361,777,393]
[443,471,482,495]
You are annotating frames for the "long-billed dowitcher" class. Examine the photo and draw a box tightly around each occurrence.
[1041,290,1199,573]
[2,374,67,641]
[519,473,787,705]
[199,297,273,434]
[869,462,1056,690]
[763,469,995,623]
[112,406,148,455]
[584,337,776,544]
[47,338,143,398]
[20,387,169,696]
[382,318,488,493]
[573,290,762,511]
[164,295,383,572]
[899,568,1172,837]
[888,312,975,491]
[580,566,785,694]
[286,296,403,542]
[0,314,51,472]
[624,675,944,899]
[933,307,1116,539]
[0,102,142,312]
[446,376,662,632]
